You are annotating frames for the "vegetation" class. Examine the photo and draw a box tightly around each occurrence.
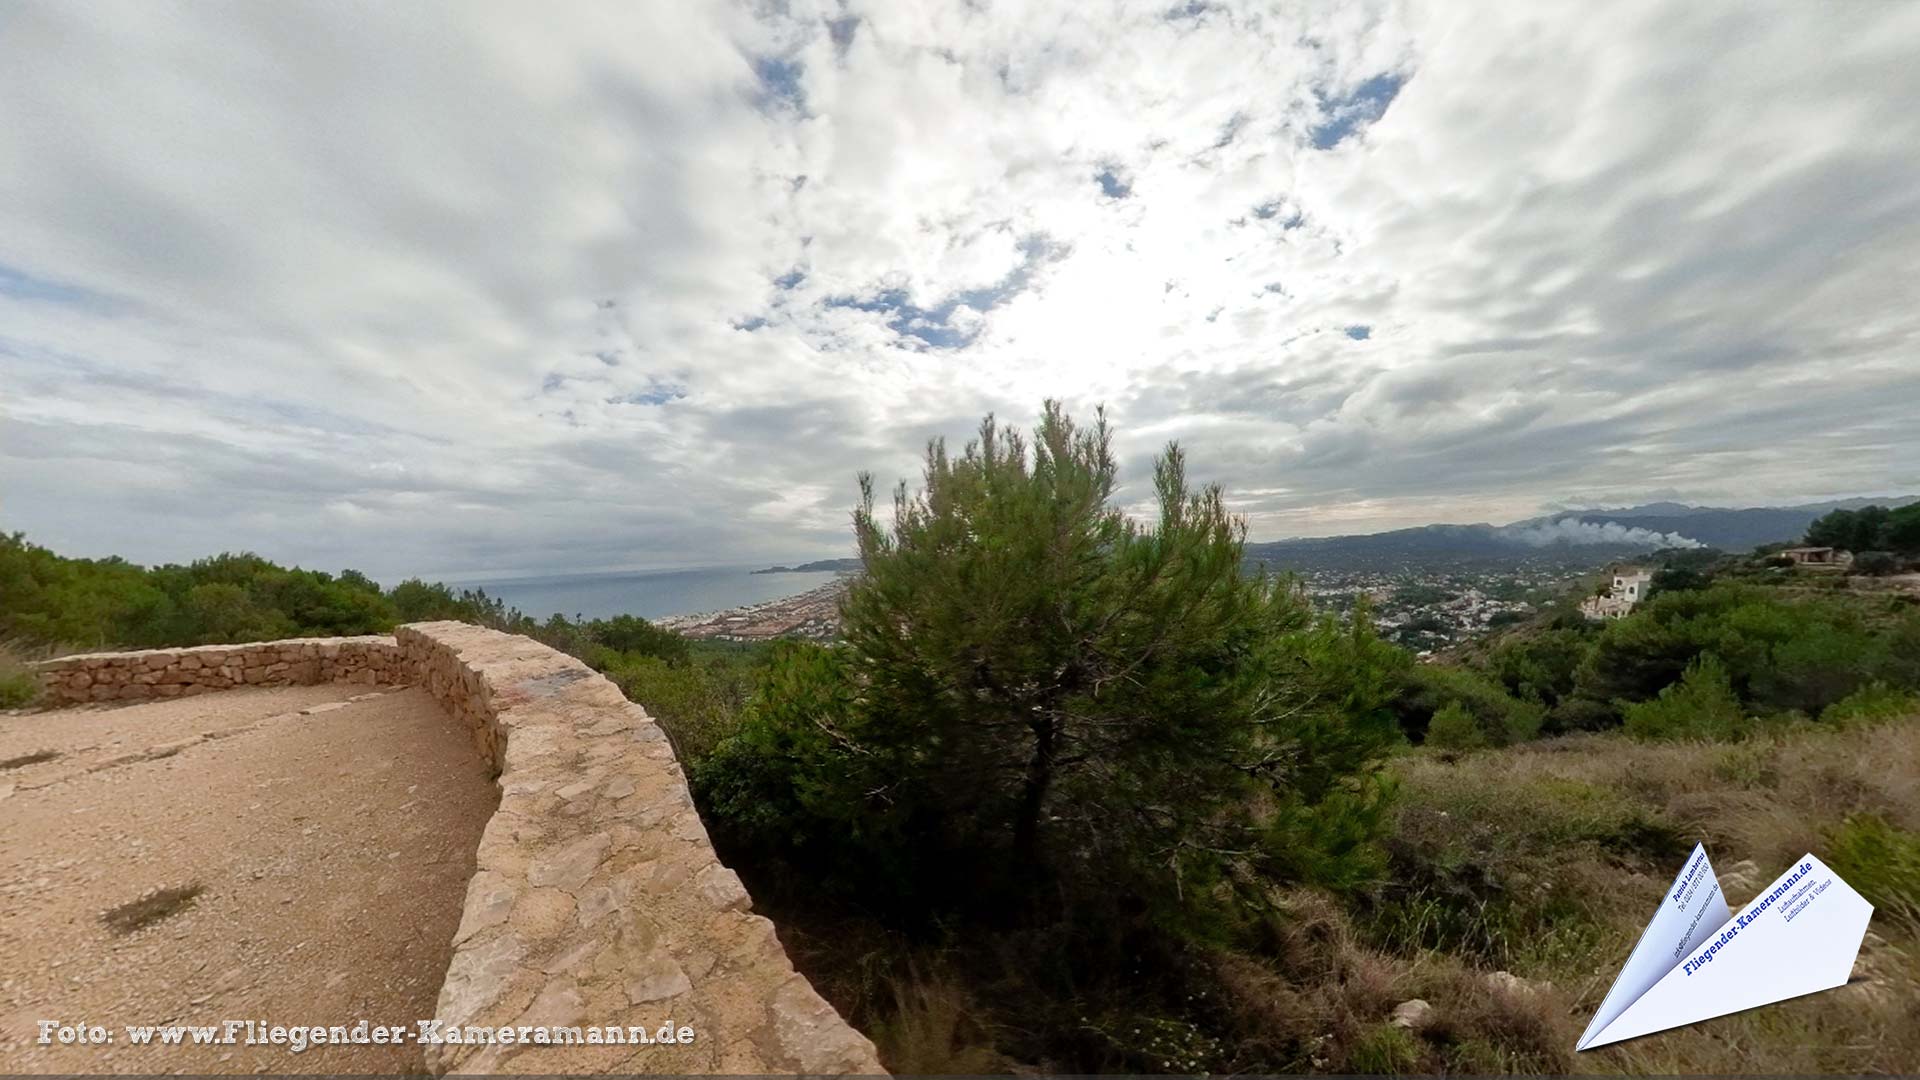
[1423,700,1487,751]
[1437,570,1920,738]
[701,405,1404,924]
[1619,654,1745,741]
[0,530,699,684]
[1369,718,1920,1073]
[688,404,1414,1071]
[0,532,522,649]
[0,642,40,709]
[1805,502,1920,555]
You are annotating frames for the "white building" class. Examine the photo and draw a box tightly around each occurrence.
[1580,567,1653,620]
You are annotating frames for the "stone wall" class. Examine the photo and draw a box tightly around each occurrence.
[396,621,883,1074]
[30,624,885,1076]
[32,636,406,706]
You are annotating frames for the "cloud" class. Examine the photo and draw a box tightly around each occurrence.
[1,0,1917,580]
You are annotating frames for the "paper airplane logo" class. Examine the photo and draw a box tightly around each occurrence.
[1577,843,1873,1050]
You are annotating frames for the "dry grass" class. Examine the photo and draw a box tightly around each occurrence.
[0,639,43,709]
[1378,719,1920,1073]
[1206,888,1579,1073]
[1400,719,1920,875]
[872,962,1010,1075]
[753,718,1920,1074]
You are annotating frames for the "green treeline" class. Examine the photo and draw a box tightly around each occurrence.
[0,532,509,648]
[1804,502,1920,559]
[0,531,699,675]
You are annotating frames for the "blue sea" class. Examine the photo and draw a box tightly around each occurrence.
[465,567,831,622]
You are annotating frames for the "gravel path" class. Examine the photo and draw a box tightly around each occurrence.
[0,683,496,1074]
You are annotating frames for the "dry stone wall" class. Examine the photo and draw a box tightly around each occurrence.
[29,624,884,1076]
[32,636,405,705]
[396,621,884,1074]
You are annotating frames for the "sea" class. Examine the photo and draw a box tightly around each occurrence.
[460,566,830,622]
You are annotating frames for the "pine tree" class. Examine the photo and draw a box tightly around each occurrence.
[700,401,1404,919]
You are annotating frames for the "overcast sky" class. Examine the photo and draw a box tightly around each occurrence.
[4,1,1918,581]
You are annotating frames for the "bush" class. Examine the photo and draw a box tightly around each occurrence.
[591,614,691,664]
[604,645,761,765]
[0,644,39,709]
[1854,551,1899,576]
[1826,814,1920,925]
[1345,1023,1420,1074]
[1392,663,1544,746]
[1822,683,1919,726]
[1622,654,1746,741]
[1546,694,1619,733]
[1486,627,1592,711]
[1424,701,1487,751]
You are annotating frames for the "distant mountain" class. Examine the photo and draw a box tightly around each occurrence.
[1244,496,1917,572]
[752,557,862,575]
[1530,496,1917,552]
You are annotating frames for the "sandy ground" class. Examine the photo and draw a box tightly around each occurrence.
[0,683,497,1074]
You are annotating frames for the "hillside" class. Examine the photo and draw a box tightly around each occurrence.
[752,558,862,574]
[1545,495,1918,551]
[1243,496,1918,571]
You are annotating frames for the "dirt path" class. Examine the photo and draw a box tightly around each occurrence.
[0,683,496,1074]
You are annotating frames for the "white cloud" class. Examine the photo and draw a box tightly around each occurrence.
[2,0,1917,579]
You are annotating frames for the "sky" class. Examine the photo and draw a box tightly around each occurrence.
[3,1,1918,581]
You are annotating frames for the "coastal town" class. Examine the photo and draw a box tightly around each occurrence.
[653,563,1589,653]
[655,577,850,641]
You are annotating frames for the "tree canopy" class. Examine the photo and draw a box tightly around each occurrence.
[698,401,1406,926]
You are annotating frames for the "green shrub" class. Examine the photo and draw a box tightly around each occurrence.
[1345,1023,1420,1074]
[605,646,761,765]
[1424,701,1486,751]
[591,614,690,664]
[1826,813,1920,924]
[0,646,39,709]
[1622,654,1746,741]
[1822,683,1919,726]
[1393,663,1544,746]
[1486,627,1592,711]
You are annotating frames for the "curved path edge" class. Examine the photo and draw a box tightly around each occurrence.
[34,622,885,1076]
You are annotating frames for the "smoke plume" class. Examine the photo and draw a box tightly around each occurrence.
[1497,518,1704,549]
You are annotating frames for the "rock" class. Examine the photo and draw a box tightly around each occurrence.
[1390,998,1434,1031]
[763,974,885,1072]
[517,977,585,1029]
[554,778,598,801]
[625,950,691,1004]
[696,863,751,912]
[437,933,526,1030]
[525,832,612,892]
[453,871,516,944]
[1486,970,1547,996]
[538,938,603,976]
[1719,859,1761,900]
[575,885,618,927]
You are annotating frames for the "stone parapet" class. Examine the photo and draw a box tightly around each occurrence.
[395,621,882,1074]
[31,636,405,706]
[31,624,884,1075]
